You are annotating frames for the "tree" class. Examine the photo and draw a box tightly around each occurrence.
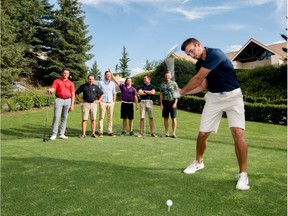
[119,46,130,77]
[90,60,102,80]
[44,0,93,83]
[115,64,119,74]
[4,0,54,82]
[143,59,160,71]
[1,0,26,97]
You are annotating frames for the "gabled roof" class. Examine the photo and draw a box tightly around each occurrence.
[230,38,287,62]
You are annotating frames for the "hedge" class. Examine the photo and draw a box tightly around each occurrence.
[2,91,287,125]
[151,93,287,125]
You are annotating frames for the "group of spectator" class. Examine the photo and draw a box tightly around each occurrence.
[47,69,178,140]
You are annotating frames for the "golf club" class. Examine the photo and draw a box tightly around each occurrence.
[42,93,51,142]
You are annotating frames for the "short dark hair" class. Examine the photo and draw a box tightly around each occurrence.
[87,74,94,79]
[61,68,70,73]
[105,70,111,75]
[181,38,200,51]
[144,74,151,80]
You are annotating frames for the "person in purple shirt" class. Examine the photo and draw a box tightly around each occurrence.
[111,73,138,136]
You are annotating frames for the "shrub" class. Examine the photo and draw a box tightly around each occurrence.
[237,64,287,99]
[16,93,34,110]
[6,97,19,111]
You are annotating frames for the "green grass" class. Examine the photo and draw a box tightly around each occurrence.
[1,103,287,216]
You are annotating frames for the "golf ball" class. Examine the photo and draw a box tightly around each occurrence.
[166,200,173,206]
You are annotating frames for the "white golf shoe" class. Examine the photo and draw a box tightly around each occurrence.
[59,134,68,139]
[50,134,57,140]
[183,160,204,174]
[236,172,250,190]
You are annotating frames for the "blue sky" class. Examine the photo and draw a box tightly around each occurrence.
[51,0,287,76]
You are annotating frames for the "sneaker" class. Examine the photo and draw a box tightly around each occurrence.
[98,133,103,137]
[236,172,250,190]
[183,160,204,174]
[162,134,169,138]
[108,133,116,137]
[129,131,134,136]
[80,134,86,138]
[121,131,126,136]
[172,134,177,138]
[91,134,97,138]
[59,135,68,139]
[151,133,157,137]
[50,134,57,140]
[137,133,143,138]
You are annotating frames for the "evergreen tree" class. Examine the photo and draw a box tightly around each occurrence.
[143,59,160,71]
[44,0,93,83]
[90,60,102,80]
[4,0,54,81]
[119,46,130,77]
[1,0,26,97]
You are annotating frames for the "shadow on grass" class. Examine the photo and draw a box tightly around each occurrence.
[2,156,286,216]
[1,124,83,140]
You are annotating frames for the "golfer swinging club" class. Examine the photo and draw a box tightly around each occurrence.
[178,38,250,190]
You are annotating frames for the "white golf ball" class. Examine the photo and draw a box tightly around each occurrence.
[166,199,173,206]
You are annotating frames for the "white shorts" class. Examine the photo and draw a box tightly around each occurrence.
[200,88,245,133]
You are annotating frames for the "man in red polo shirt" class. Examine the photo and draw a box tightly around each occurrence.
[47,68,75,140]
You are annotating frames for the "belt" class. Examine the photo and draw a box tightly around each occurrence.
[210,88,241,96]
[122,101,133,104]
[141,100,152,102]
[84,101,95,103]
[57,97,71,99]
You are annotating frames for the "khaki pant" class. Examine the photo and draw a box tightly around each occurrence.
[98,102,114,134]
[82,102,97,120]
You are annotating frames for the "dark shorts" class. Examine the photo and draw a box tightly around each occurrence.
[162,100,177,118]
[121,102,134,119]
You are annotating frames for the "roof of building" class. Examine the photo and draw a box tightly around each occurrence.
[175,38,287,63]
[227,38,287,62]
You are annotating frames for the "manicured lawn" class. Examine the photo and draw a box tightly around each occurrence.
[1,103,287,215]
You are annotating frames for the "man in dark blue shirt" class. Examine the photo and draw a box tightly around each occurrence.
[75,75,104,138]
[178,38,250,190]
[137,75,157,137]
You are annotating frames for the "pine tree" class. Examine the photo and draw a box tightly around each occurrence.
[119,46,130,77]
[1,0,26,97]
[44,0,93,83]
[143,59,160,71]
[90,60,102,80]
[5,0,54,81]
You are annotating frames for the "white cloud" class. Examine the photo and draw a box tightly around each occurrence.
[173,6,236,20]
[181,0,191,4]
[212,24,247,31]
[131,67,144,75]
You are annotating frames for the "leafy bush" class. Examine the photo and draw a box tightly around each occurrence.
[16,92,34,110]
[6,98,19,111]
[237,64,287,99]
[1,88,54,112]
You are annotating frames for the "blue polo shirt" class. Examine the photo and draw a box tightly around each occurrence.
[98,79,116,103]
[196,47,240,93]
[139,84,155,100]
